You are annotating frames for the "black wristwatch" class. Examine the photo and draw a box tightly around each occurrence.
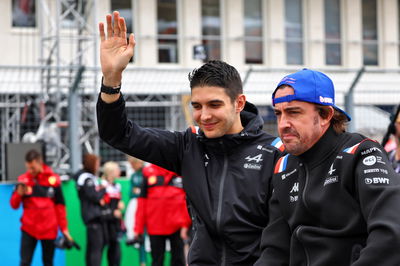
[101,78,121,94]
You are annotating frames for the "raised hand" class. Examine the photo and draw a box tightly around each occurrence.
[99,11,135,87]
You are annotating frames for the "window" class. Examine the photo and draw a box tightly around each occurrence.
[12,0,36,27]
[244,0,263,64]
[324,0,341,65]
[362,0,378,65]
[202,0,221,61]
[111,0,133,34]
[285,0,303,65]
[157,0,178,63]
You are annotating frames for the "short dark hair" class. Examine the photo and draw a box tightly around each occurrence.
[188,60,243,102]
[83,154,100,175]
[25,149,42,163]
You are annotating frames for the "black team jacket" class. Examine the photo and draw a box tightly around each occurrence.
[97,94,282,265]
[255,126,400,266]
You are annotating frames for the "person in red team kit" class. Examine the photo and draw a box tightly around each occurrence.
[10,149,72,266]
[134,164,191,266]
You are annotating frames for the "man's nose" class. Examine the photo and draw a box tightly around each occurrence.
[200,108,212,121]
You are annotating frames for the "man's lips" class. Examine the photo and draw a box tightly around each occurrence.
[202,122,217,130]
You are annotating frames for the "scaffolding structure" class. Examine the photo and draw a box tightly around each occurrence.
[0,0,99,180]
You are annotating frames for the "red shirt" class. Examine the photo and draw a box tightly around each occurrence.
[134,164,191,235]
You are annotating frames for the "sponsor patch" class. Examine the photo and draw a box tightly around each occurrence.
[364,177,389,185]
[363,155,376,166]
[364,168,388,175]
[324,176,339,186]
[48,176,57,185]
[282,169,297,180]
[244,163,262,170]
[362,155,386,166]
[361,147,382,156]
[290,195,298,202]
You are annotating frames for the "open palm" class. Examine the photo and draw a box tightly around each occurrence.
[99,11,135,85]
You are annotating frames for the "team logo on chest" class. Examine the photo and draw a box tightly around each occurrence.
[244,153,263,170]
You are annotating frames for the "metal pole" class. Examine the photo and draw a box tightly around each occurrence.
[345,67,365,132]
[68,66,85,174]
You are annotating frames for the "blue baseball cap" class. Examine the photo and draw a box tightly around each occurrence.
[272,69,351,121]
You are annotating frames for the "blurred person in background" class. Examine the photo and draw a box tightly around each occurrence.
[101,161,125,266]
[387,112,400,173]
[125,155,147,266]
[76,153,109,266]
[10,149,73,266]
[134,164,191,266]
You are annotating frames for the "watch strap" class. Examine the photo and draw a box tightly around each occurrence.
[101,78,121,94]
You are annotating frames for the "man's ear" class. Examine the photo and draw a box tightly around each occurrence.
[321,106,335,127]
[236,94,246,113]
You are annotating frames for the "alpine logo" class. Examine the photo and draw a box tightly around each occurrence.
[245,154,263,163]
[328,163,336,176]
[244,154,263,170]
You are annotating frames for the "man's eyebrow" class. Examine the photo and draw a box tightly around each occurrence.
[273,106,302,112]
[191,99,224,105]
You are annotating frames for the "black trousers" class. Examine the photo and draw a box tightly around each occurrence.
[149,230,185,266]
[86,222,106,266]
[86,221,121,266]
[20,230,55,266]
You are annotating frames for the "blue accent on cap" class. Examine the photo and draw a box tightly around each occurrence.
[272,69,351,121]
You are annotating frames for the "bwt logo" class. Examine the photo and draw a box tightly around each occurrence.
[365,177,389,185]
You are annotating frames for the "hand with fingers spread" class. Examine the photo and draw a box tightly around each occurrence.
[99,11,135,88]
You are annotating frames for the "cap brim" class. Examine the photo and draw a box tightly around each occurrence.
[334,106,351,121]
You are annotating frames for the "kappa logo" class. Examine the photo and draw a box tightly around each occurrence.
[290,182,299,193]
[245,154,263,163]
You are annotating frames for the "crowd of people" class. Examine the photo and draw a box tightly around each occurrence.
[8,10,400,266]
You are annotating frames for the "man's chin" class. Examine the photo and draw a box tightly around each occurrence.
[203,130,222,139]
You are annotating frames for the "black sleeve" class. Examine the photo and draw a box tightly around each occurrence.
[96,93,186,175]
[54,186,66,205]
[138,177,148,198]
[255,188,291,266]
[352,141,400,266]
[82,178,105,203]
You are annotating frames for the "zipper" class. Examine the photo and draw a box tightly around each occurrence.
[187,228,198,262]
[300,162,311,211]
[216,142,228,232]
[295,226,310,266]
[216,141,228,266]
[221,242,227,266]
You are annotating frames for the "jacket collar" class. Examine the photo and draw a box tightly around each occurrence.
[298,126,345,169]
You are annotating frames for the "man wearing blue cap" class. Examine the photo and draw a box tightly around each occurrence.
[255,69,400,265]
